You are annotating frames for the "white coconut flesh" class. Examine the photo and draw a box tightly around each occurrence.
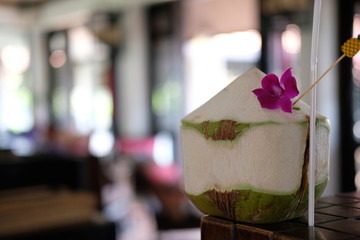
[181,67,329,196]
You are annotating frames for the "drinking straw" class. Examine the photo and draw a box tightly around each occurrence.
[308,0,322,227]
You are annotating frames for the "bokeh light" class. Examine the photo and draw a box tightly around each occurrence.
[1,45,30,73]
[281,24,301,54]
[49,49,67,68]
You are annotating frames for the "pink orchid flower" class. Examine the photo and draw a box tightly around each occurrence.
[252,68,299,113]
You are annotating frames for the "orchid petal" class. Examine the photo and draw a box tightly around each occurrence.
[252,68,299,113]
[256,94,280,109]
[279,97,293,113]
[280,68,292,87]
[280,68,299,98]
[252,88,267,97]
[261,74,283,97]
[283,76,299,98]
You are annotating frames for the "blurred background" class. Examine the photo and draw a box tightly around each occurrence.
[0,0,359,239]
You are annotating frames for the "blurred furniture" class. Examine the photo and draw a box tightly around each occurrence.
[0,186,115,240]
[0,152,114,240]
[201,192,360,240]
[0,153,86,191]
[0,152,107,205]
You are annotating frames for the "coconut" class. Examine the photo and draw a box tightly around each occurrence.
[180,67,329,223]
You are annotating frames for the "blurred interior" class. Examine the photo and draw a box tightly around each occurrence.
[0,0,359,239]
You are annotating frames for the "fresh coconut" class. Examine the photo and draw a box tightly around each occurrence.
[180,67,329,223]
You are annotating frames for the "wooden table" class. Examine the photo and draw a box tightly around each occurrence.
[201,192,360,240]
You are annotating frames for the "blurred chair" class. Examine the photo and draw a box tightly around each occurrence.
[0,152,116,240]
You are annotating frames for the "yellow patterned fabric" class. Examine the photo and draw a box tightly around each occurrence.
[341,37,360,58]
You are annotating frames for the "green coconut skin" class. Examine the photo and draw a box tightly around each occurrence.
[181,117,329,141]
[182,117,330,223]
[187,180,327,224]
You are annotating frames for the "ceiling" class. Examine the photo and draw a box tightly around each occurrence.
[0,0,54,8]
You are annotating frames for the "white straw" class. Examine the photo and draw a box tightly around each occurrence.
[308,0,322,227]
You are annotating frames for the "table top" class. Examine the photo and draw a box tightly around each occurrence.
[201,191,360,240]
